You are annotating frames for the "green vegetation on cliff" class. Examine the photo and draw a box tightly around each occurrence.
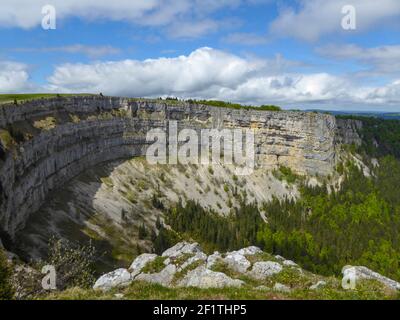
[159,154,400,283]
[0,249,14,299]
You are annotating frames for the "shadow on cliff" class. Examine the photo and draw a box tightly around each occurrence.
[13,159,133,274]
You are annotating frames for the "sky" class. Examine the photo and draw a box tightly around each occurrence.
[1,0,400,111]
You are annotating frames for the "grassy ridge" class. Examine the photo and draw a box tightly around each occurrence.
[0,94,282,112]
[0,93,92,104]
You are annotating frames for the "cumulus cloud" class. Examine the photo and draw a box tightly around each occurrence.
[44,47,400,110]
[0,0,260,31]
[222,32,268,46]
[269,0,400,41]
[0,62,33,93]
[11,44,121,58]
[46,47,265,96]
[317,44,400,76]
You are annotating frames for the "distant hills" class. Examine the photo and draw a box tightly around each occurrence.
[306,109,400,120]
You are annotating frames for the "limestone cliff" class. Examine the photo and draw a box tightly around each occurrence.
[0,96,360,239]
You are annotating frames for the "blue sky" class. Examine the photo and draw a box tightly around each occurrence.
[1,0,400,111]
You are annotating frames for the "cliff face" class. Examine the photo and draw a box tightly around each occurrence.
[0,96,359,237]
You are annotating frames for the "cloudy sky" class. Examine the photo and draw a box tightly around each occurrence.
[1,0,400,111]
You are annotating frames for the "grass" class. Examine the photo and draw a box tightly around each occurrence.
[0,93,92,104]
[41,279,400,300]
[0,129,14,149]
[0,94,282,114]
[272,166,299,184]
[141,257,167,274]
[100,177,114,188]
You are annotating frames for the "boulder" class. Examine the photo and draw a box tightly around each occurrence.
[93,268,131,291]
[248,261,283,280]
[135,264,177,287]
[178,266,244,289]
[228,246,263,256]
[180,252,208,270]
[256,285,270,291]
[309,280,327,290]
[162,242,202,259]
[129,253,158,278]
[224,253,251,274]
[282,260,298,267]
[342,265,400,291]
[273,282,291,293]
[206,251,222,269]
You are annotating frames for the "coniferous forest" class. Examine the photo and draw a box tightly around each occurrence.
[158,117,400,282]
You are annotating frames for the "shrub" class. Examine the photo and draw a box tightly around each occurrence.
[0,249,14,300]
[45,238,97,290]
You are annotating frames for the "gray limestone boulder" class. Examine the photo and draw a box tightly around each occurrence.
[178,266,244,289]
[282,259,298,267]
[224,253,251,274]
[229,246,263,256]
[162,242,202,259]
[129,253,158,278]
[93,268,132,291]
[180,252,208,270]
[248,261,283,280]
[135,264,177,287]
[342,265,400,290]
[309,280,327,290]
[206,251,222,269]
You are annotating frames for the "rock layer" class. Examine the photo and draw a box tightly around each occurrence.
[0,96,360,238]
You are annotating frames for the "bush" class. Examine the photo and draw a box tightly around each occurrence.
[0,249,14,300]
[45,238,97,290]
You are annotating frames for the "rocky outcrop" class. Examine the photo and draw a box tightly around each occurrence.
[336,118,362,146]
[135,264,177,287]
[342,265,400,291]
[129,253,158,278]
[178,266,244,289]
[0,96,358,238]
[309,280,327,290]
[93,268,132,291]
[92,242,400,295]
[248,261,283,280]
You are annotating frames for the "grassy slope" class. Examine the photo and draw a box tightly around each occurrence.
[43,280,399,300]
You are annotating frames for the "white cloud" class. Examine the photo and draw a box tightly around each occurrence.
[222,32,268,46]
[0,0,261,31]
[12,45,121,58]
[44,47,400,110]
[269,0,400,41]
[317,44,400,76]
[167,20,220,39]
[0,62,32,93]
[46,47,264,96]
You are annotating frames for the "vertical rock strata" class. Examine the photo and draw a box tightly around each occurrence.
[0,96,360,237]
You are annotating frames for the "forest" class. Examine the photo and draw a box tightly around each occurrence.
[156,117,400,281]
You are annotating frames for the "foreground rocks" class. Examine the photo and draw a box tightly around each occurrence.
[178,266,244,289]
[93,241,400,294]
[248,261,283,280]
[93,268,132,290]
[342,266,400,291]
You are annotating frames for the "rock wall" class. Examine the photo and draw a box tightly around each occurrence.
[335,118,363,146]
[0,96,357,238]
